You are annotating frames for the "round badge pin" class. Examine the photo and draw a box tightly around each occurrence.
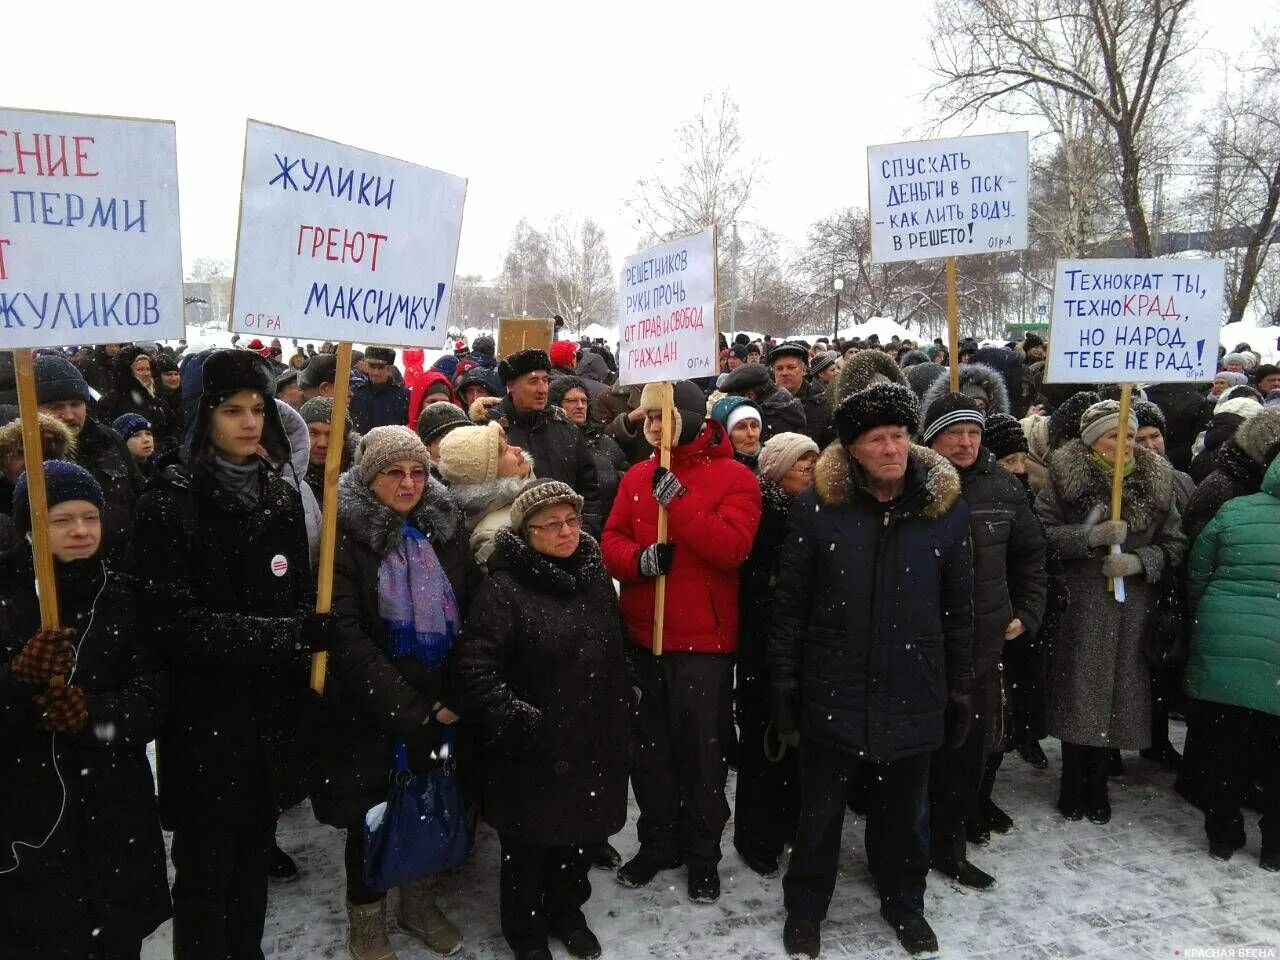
[270,554,289,577]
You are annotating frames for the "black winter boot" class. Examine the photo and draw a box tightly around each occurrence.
[1058,743,1085,821]
[616,848,683,888]
[783,915,821,958]
[1086,749,1112,824]
[880,903,939,956]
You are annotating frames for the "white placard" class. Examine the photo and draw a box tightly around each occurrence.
[1045,258,1226,384]
[231,119,466,348]
[617,228,717,386]
[0,108,183,348]
[868,132,1028,264]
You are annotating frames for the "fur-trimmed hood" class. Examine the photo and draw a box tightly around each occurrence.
[919,361,1011,421]
[337,468,461,557]
[833,350,905,405]
[814,440,961,520]
[488,525,605,596]
[446,465,537,533]
[0,412,77,463]
[1046,439,1174,530]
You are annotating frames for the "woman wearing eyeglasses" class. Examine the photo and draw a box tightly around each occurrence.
[732,432,820,878]
[312,425,482,960]
[456,479,630,960]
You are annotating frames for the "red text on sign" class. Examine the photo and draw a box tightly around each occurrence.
[0,238,10,280]
[296,225,388,273]
[0,132,99,177]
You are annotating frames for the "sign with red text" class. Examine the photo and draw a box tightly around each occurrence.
[1044,258,1226,384]
[0,108,183,348]
[230,119,466,347]
[617,227,717,386]
[868,132,1028,264]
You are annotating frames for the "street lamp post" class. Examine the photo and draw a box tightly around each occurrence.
[833,277,844,341]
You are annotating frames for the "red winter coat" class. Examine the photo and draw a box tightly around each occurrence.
[602,421,761,654]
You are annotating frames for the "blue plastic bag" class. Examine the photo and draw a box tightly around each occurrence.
[362,734,471,892]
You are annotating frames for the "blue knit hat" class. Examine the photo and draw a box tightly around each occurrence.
[33,354,93,405]
[12,461,105,535]
[711,394,761,430]
[112,413,152,441]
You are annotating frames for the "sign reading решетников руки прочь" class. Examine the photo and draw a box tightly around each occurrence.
[1044,258,1227,385]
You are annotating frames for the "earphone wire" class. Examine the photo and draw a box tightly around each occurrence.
[1,560,106,874]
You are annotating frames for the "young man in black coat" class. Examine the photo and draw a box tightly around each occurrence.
[35,354,144,570]
[134,349,324,960]
[920,394,1047,890]
[770,383,975,959]
[487,349,602,536]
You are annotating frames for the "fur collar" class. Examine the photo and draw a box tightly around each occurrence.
[337,470,461,556]
[814,441,961,520]
[447,473,537,532]
[489,526,604,595]
[1046,439,1174,530]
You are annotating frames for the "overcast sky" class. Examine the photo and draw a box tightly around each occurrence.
[4,0,1265,281]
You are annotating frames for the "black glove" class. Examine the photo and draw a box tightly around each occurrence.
[638,543,675,578]
[651,466,687,506]
[946,677,974,750]
[770,680,801,744]
[303,612,336,653]
[497,699,543,754]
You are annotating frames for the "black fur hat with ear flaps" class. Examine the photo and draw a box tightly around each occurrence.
[187,348,291,467]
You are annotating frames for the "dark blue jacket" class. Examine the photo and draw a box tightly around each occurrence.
[349,380,410,432]
[769,443,974,761]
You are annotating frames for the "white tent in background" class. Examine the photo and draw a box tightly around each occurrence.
[836,315,921,344]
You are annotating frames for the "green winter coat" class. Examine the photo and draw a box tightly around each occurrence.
[1184,453,1280,717]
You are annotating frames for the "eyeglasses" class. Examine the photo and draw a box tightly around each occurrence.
[378,467,428,484]
[787,464,816,475]
[527,515,583,535]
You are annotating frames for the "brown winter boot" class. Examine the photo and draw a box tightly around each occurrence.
[398,875,462,956]
[346,899,399,960]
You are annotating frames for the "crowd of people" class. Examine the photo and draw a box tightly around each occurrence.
[1,324,1278,960]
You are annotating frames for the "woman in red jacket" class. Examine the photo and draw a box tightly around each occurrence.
[601,379,762,906]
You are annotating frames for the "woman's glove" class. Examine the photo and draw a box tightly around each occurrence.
[1101,552,1144,578]
[1086,519,1128,548]
[36,684,88,733]
[638,543,675,578]
[651,467,687,506]
[10,628,77,685]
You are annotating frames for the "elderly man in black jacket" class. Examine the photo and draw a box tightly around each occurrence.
[767,341,832,446]
[770,382,975,959]
[487,349,602,536]
[920,393,1047,891]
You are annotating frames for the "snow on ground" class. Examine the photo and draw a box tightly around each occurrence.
[142,724,1279,960]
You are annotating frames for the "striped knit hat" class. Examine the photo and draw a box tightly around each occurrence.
[921,392,985,446]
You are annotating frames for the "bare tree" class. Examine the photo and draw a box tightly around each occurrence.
[627,91,763,243]
[498,218,555,317]
[545,216,615,336]
[449,274,505,332]
[929,0,1195,257]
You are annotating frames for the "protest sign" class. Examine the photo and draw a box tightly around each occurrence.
[1044,258,1226,384]
[868,132,1028,265]
[498,316,554,357]
[230,119,466,348]
[0,108,183,348]
[617,227,718,386]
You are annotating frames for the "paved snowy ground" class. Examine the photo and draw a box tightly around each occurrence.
[142,725,1279,960]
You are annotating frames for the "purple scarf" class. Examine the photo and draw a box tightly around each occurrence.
[378,523,460,671]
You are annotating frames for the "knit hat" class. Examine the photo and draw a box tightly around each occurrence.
[437,421,503,485]
[711,394,762,433]
[1222,352,1249,368]
[352,425,432,485]
[1235,407,1280,464]
[906,361,946,399]
[111,413,151,442]
[921,392,985,446]
[510,478,584,535]
[1079,400,1139,449]
[719,362,772,395]
[834,383,920,445]
[758,432,820,482]
[33,354,93,405]
[809,352,837,378]
[498,349,551,384]
[1131,399,1167,436]
[549,340,579,369]
[365,346,396,366]
[298,353,338,390]
[766,341,809,366]
[730,344,749,362]
[472,334,496,357]
[12,461,105,535]
[299,396,335,425]
[1214,370,1248,389]
[1047,391,1101,449]
[640,380,708,447]
[982,413,1028,460]
[416,400,470,446]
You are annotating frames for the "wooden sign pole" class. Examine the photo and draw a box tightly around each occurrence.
[12,350,59,628]
[1108,383,1134,603]
[310,341,354,694]
[946,256,960,392]
[651,380,674,657]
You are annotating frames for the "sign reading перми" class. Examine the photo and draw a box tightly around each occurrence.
[230,119,466,348]
[868,132,1028,264]
[0,107,184,348]
[1044,258,1226,384]
[617,227,717,386]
